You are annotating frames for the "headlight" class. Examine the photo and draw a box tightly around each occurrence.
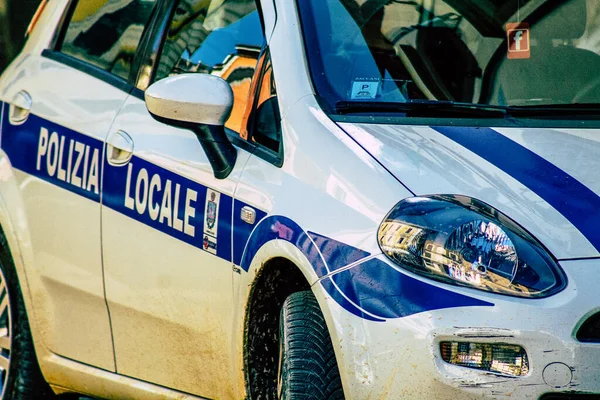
[378,195,566,298]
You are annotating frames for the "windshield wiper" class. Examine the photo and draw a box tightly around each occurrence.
[335,101,600,119]
[506,103,600,118]
[335,100,508,118]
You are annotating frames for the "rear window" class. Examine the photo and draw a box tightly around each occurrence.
[59,0,157,81]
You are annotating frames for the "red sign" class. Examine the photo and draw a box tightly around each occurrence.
[506,23,530,59]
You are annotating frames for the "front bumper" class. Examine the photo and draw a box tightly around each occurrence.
[315,257,600,399]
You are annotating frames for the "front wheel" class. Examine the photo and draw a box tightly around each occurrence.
[0,238,53,399]
[277,291,344,400]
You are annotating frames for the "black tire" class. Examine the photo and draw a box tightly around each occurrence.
[0,235,54,399]
[277,291,344,400]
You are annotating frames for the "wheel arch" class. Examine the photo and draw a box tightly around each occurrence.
[243,255,311,398]
[0,158,35,311]
[0,152,48,373]
[239,234,338,399]
[233,229,362,398]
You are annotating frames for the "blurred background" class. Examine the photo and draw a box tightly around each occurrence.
[0,0,39,72]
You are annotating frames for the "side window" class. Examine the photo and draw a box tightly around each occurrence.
[248,52,281,156]
[59,0,157,81]
[153,0,265,134]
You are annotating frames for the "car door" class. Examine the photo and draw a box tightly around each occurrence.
[100,0,265,397]
[0,0,157,371]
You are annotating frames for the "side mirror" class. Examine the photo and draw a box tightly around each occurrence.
[145,74,237,180]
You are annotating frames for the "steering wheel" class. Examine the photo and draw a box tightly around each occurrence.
[572,75,600,104]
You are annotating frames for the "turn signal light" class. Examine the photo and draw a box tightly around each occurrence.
[440,342,529,377]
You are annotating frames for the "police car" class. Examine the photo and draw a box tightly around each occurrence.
[0,0,599,398]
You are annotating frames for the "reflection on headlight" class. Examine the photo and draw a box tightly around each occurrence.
[378,196,565,298]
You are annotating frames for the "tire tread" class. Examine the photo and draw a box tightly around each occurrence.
[279,291,344,400]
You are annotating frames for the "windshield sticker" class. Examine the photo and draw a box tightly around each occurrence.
[506,23,530,59]
[351,79,380,100]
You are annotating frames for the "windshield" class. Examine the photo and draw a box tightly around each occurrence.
[297,0,600,115]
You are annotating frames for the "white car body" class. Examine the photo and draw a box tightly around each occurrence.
[0,0,598,399]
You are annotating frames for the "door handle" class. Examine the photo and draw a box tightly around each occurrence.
[8,91,32,125]
[106,130,134,166]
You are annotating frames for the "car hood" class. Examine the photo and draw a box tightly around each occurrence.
[339,122,600,260]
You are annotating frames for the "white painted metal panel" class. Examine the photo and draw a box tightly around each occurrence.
[101,94,251,397]
[0,54,125,371]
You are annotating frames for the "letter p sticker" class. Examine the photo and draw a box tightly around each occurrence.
[507,23,530,59]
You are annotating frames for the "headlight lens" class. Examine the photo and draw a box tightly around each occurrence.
[378,195,566,298]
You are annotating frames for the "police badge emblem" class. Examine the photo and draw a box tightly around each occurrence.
[206,192,217,230]
[203,189,220,238]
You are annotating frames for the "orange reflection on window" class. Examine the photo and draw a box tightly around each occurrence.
[218,48,261,133]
